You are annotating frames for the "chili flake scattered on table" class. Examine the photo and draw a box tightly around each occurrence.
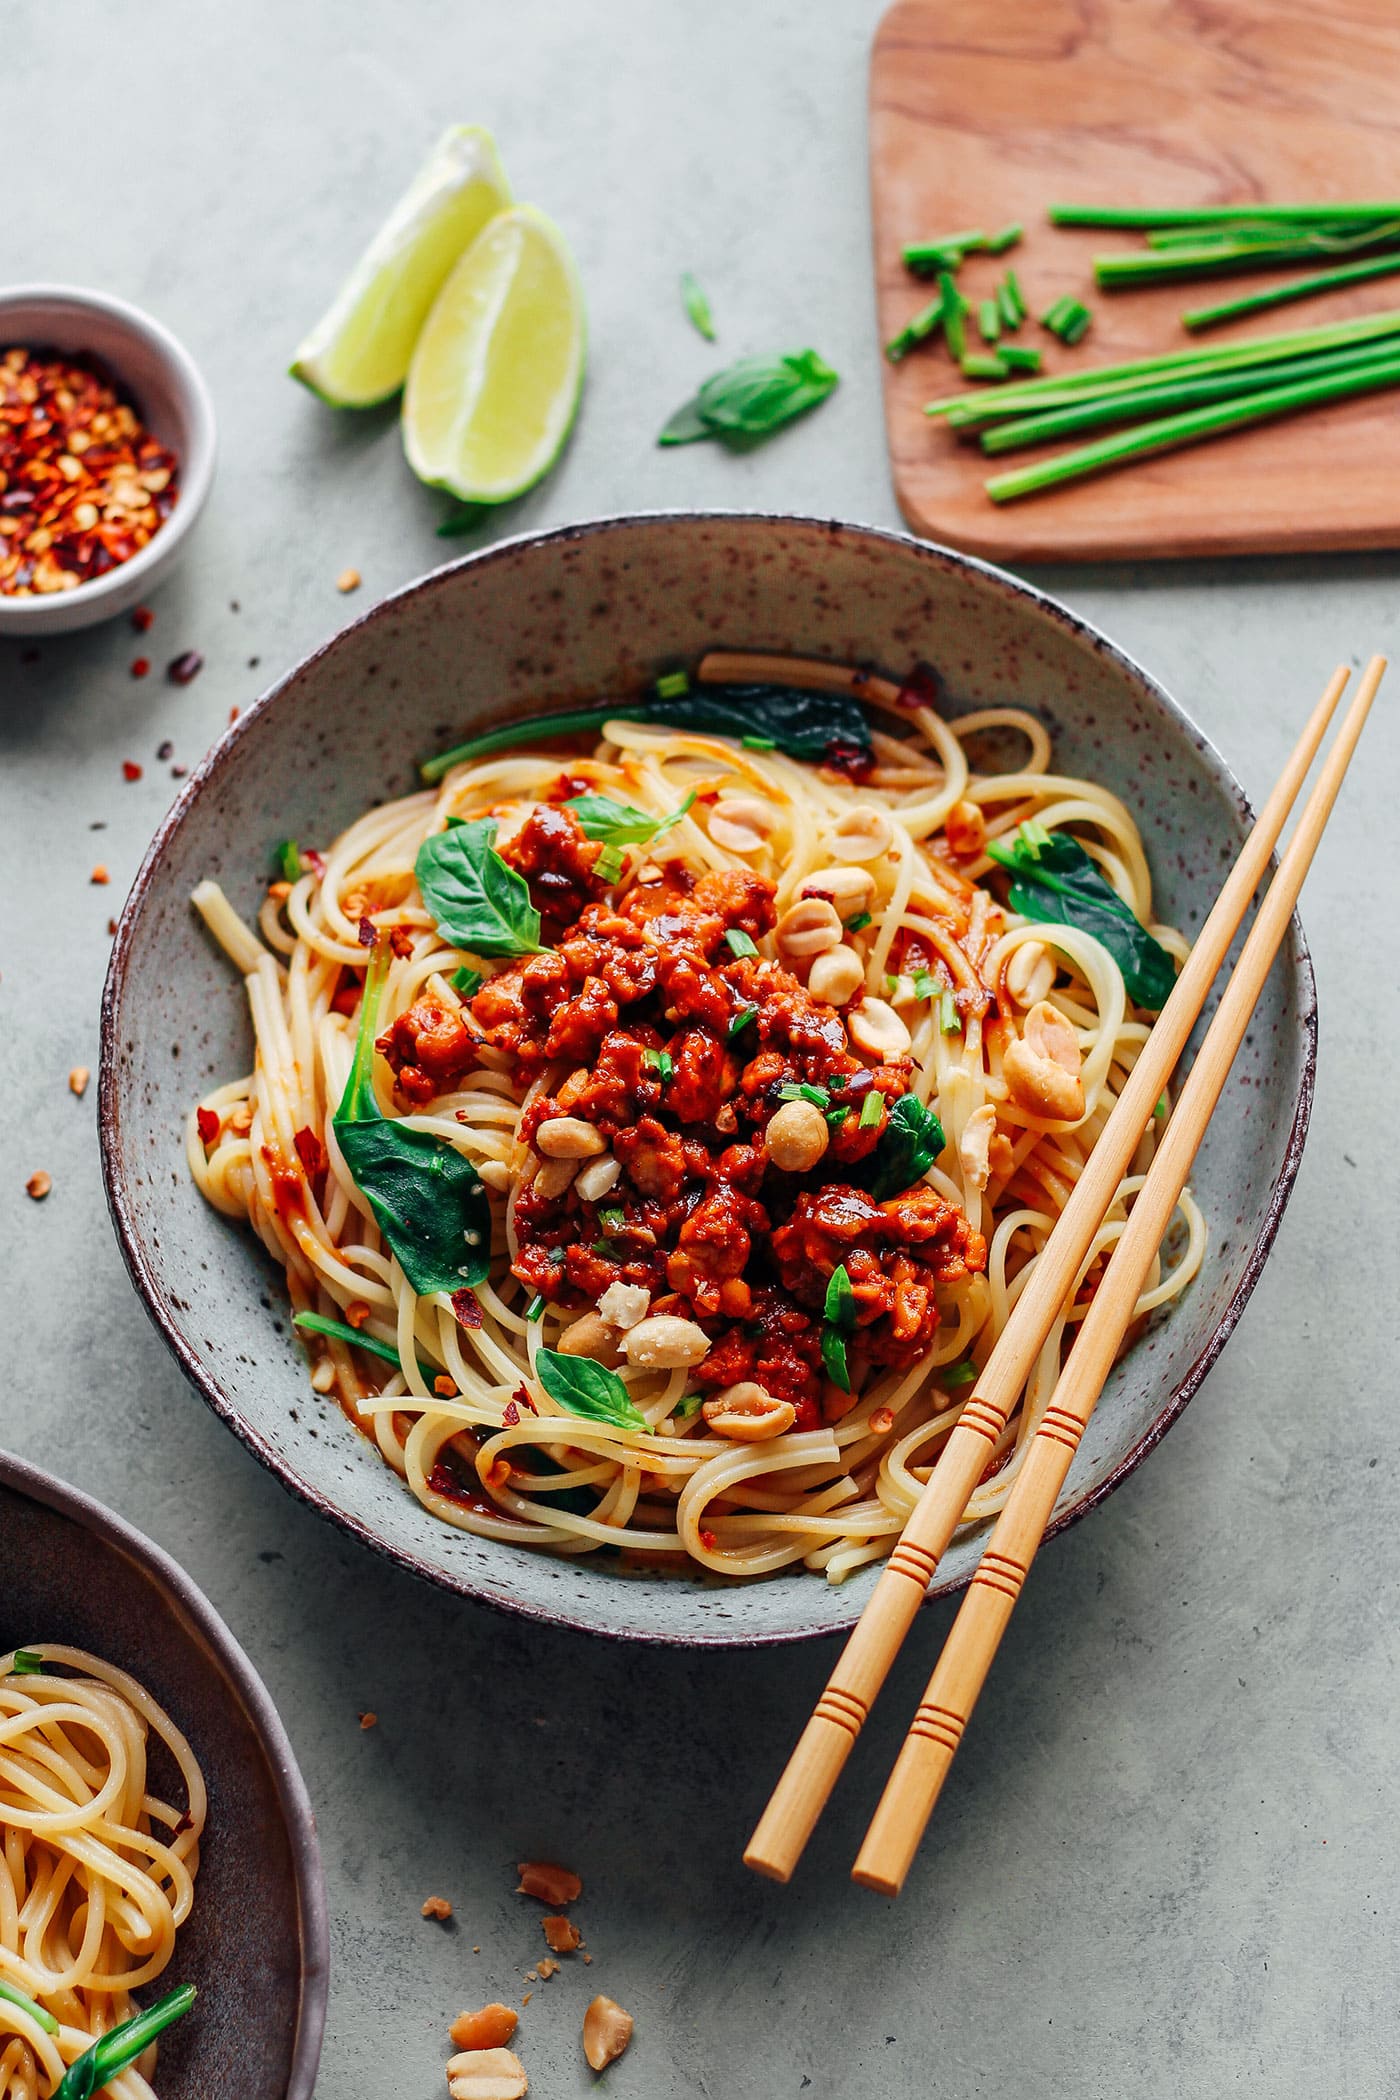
[0,347,179,597]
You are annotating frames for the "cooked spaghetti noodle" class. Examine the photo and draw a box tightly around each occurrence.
[188,649,1205,1585]
[0,1647,204,2100]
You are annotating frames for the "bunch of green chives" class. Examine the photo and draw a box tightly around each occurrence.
[922,308,1400,503]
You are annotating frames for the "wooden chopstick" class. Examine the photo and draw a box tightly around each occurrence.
[852,653,1386,1897]
[744,661,1354,1885]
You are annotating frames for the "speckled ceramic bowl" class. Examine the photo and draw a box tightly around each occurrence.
[0,1449,327,2097]
[99,514,1314,1646]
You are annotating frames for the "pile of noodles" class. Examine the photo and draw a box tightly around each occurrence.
[190,656,1204,1585]
[0,1647,204,2100]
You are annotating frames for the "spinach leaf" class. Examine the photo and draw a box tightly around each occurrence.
[658,349,839,447]
[332,945,491,1296]
[986,825,1176,1010]
[565,787,696,846]
[415,816,542,957]
[864,1094,947,1202]
[536,1349,653,1434]
[649,682,872,764]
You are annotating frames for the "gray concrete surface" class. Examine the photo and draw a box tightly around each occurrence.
[4,4,1398,2094]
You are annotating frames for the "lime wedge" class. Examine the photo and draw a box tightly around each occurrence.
[402,204,585,504]
[291,126,512,408]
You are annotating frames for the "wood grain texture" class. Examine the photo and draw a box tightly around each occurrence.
[870,0,1400,561]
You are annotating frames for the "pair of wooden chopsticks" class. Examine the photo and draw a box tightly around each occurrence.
[746,655,1385,1896]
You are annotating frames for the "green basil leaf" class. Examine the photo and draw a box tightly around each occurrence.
[449,965,482,999]
[820,1323,851,1392]
[658,348,839,448]
[536,1349,653,1434]
[986,826,1176,1011]
[332,947,492,1296]
[565,789,695,846]
[864,1094,947,1202]
[680,270,717,341]
[649,682,872,764]
[415,816,542,958]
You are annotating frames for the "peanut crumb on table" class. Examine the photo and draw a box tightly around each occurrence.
[421,1895,453,1921]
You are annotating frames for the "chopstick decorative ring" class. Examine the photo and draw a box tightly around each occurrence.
[744,658,1368,1887]
[852,653,1384,1895]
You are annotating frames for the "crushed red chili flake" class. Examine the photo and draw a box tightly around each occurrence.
[502,1400,521,1427]
[357,915,376,948]
[896,660,941,711]
[131,658,150,678]
[699,1527,719,1551]
[196,1107,220,1145]
[131,605,154,632]
[0,348,178,598]
[167,649,203,685]
[293,1125,326,1177]
[451,1287,485,1330]
[122,759,142,781]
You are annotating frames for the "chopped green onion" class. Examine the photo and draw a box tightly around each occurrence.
[885,294,946,364]
[673,1392,704,1419]
[825,1103,851,1129]
[1153,1094,1168,1120]
[883,973,900,996]
[728,1005,757,1039]
[680,270,716,342]
[1050,201,1400,230]
[10,1650,44,1676]
[821,1324,851,1392]
[1094,221,1400,290]
[1041,296,1092,344]
[273,839,302,883]
[594,843,625,884]
[940,1359,978,1386]
[0,1979,58,2034]
[294,1310,423,1375]
[725,928,759,958]
[986,221,1023,253]
[1182,250,1400,332]
[939,270,969,361]
[54,1984,197,2100]
[998,343,1043,374]
[525,1294,546,1323]
[858,1090,884,1130]
[655,668,690,699]
[845,911,873,933]
[1019,818,1053,852]
[978,298,1001,344]
[824,1263,856,1328]
[741,733,777,750]
[911,969,937,1000]
[961,352,1010,380]
[643,1047,674,1081]
[449,965,482,999]
[940,990,961,1034]
[597,1205,627,1234]
[779,1081,831,1109]
[903,229,986,275]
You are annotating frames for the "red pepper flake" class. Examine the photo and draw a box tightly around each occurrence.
[451,1287,485,1330]
[228,704,239,724]
[503,1399,521,1426]
[511,1384,538,1415]
[106,917,118,935]
[357,916,376,948]
[171,1810,193,1837]
[0,349,179,599]
[896,660,941,710]
[196,1106,220,1145]
[131,605,154,632]
[167,649,204,685]
[700,1527,719,1551]
[331,976,362,1016]
[293,1125,326,1177]
[303,848,326,879]
[130,657,150,678]
[122,759,142,781]
[389,925,415,959]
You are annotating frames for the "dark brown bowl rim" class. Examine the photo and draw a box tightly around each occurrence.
[0,1446,329,2093]
[98,510,1317,1648]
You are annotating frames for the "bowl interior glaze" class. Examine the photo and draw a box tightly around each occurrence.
[0,1450,327,2097]
[100,514,1314,1646]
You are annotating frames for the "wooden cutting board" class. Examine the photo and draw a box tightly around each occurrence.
[870,0,1400,563]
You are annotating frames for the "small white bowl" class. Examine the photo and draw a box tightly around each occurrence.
[0,284,216,637]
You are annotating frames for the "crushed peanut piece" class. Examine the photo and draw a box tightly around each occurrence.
[516,1861,582,1906]
[542,1915,582,1953]
[90,865,110,885]
[582,1996,634,2073]
[336,566,361,593]
[446,2045,528,2100]
[68,1067,90,1097]
[449,2005,518,2053]
[310,1359,337,1394]
[345,1300,371,1329]
[536,1958,559,1980]
[26,1171,52,1201]
[520,1992,532,2006]
[358,1711,377,1730]
[582,1952,592,1965]
[434,1374,458,1397]
[421,1895,453,1922]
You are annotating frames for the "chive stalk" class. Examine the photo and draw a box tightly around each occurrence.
[0,1980,58,2035]
[985,349,1400,503]
[885,294,945,363]
[294,1309,418,1373]
[1182,249,1400,330]
[421,705,618,782]
[1049,201,1400,229]
[1095,222,1400,289]
[54,1985,196,2100]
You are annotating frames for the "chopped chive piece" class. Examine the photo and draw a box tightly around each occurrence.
[449,965,482,999]
[845,911,873,933]
[910,968,936,1000]
[1019,818,1053,852]
[995,343,1044,374]
[643,1047,674,1081]
[978,298,1002,344]
[10,1649,44,1675]
[858,1090,884,1130]
[273,839,302,883]
[886,294,946,363]
[940,990,960,1033]
[961,352,1010,380]
[941,1358,978,1386]
[902,242,963,278]
[824,1262,857,1328]
[525,1294,546,1323]
[728,1005,757,1038]
[1041,296,1093,344]
[820,1323,851,1392]
[655,668,690,699]
[883,973,899,996]
[680,270,716,341]
[996,282,1021,333]
[0,1978,58,2033]
[779,1080,831,1109]
[594,843,625,884]
[986,222,1023,253]
[1003,269,1027,321]
[725,928,759,958]
[939,270,969,361]
[825,1104,850,1129]
[1153,1093,1168,1120]
[673,1392,704,1419]
[741,733,777,750]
